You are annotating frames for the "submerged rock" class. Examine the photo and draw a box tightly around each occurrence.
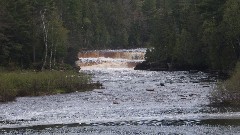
[113,100,120,104]
[190,80,200,83]
[146,89,154,91]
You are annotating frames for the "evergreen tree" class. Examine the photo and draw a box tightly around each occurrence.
[0,0,239,71]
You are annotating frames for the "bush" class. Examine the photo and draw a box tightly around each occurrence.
[0,71,97,102]
[211,62,240,106]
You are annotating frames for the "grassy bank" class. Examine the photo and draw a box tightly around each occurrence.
[0,71,101,102]
[211,62,240,106]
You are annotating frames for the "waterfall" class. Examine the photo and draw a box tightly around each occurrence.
[77,48,146,69]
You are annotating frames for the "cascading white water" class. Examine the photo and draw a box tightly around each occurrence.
[77,48,146,69]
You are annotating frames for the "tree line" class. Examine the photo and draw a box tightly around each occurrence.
[144,0,240,71]
[0,0,239,71]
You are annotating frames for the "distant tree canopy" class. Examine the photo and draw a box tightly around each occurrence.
[0,0,239,70]
[145,0,240,71]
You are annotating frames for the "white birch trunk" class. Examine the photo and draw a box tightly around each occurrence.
[40,9,48,71]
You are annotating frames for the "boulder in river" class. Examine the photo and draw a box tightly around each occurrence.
[113,100,120,104]
[146,89,154,91]
[134,61,151,70]
[190,80,200,83]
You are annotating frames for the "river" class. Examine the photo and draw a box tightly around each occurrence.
[0,49,240,134]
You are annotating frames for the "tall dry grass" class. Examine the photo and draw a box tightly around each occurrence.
[0,71,98,102]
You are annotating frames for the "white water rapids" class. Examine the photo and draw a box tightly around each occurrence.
[1,49,240,134]
[77,48,146,69]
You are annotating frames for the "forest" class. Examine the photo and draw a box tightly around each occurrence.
[0,0,240,71]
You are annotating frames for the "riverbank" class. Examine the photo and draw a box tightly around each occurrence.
[0,70,101,102]
[134,61,209,71]
[2,68,238,134]
[211,62,240,107]
[134,61,229,76]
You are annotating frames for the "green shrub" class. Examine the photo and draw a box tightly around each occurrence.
[0,71,96,102]
[211,62,240,106]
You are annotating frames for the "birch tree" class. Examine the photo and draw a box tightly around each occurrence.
[40,9,49,70]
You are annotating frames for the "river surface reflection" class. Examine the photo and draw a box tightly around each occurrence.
[1,67,240,134]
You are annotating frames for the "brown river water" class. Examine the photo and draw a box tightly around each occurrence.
[0,49,240,134]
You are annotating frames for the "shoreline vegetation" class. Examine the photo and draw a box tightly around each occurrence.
[211,62,240,107]
[0,70,102,102]
[134,60,230,78]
